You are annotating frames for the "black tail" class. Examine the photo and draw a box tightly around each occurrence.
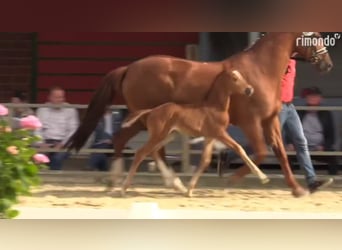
[64,66,127,152]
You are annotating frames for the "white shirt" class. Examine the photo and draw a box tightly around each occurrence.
[35,103,79,144]
[103,112,113,136]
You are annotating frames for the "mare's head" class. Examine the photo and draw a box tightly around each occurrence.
[294,32,333,73]
[227,70,254,97]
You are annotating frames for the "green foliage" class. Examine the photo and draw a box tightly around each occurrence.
[0,118,47,219]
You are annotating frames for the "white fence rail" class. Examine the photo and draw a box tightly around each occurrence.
[3,102,342,170]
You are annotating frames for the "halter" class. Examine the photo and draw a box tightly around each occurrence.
[302,32,329,64]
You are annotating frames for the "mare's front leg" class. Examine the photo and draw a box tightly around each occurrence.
[262,116,308,197]
[187,138,214,197]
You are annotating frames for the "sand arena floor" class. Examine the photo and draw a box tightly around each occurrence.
[17,183,342,213]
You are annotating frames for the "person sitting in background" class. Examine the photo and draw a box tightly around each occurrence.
[35,86,79,170]
[86,107,123,171]
[10,91,34,129]
[287,86,339,175]
[10,90,34,118]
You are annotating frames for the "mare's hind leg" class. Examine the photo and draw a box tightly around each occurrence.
[108,121,144,191]
[227,119,268,185]
[121,137,164,197]
[262,116,308,197]
[187,138,214,197]
[216,131,269,184]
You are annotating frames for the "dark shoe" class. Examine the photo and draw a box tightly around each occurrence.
[308,178,334,193]
[217,151,229,177]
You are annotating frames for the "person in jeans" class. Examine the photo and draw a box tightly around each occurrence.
[287,86,339,175]
[280,59,333,193]
[35,86,79,170]
[87,107,123,171]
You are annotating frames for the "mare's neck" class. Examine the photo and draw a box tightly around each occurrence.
[246,32,299,80]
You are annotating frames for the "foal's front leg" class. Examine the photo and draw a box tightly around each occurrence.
[217,132,269,184]
[152,151,187,194]
[187,138,214,197]
[152,133,187,193]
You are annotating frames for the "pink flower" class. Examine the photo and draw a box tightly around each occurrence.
[20,115,42,130]
[0,104,8,116]
[7,146,19,155]
[33,153,50,164]
[4,126,12,133]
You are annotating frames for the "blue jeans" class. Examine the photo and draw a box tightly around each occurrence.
[88,143,112,171]
[47,152,70,170]
[279,103,316,185]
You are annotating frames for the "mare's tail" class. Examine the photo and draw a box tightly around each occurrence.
[64,66,128,151]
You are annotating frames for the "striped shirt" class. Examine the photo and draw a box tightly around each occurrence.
[35,103,79,144]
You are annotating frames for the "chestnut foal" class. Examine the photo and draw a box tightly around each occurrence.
[120,69,269,197]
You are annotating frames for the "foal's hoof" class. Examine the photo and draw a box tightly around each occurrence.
[120,188,127,197]
[172,178,188,194]
[106,188,115,195]
[261,177,270,185]
[292,187,309,198]
[186,189,193,198]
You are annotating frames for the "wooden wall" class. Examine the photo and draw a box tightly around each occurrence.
[0,33,34,102]
[36,32,199,104]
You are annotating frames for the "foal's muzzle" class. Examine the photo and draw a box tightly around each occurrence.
[244,87,254,97]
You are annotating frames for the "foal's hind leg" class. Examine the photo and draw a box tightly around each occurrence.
[216,132,269,184]
[187,138,214,197]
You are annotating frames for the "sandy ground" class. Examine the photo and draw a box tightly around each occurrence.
[17,184,342,213]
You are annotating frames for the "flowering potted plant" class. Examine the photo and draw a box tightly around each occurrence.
[0,104,49,219]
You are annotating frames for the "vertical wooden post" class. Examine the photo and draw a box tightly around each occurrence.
[180,44,199,174]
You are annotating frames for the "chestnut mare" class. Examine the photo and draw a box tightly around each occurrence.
[120,69,269,197]
[65,32,333,197]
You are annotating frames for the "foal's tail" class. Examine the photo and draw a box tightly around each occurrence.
[64,66,128,152]
[121,109,152,128]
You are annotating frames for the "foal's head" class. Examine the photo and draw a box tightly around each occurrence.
[227,70,254,97]
[294,32,333,73]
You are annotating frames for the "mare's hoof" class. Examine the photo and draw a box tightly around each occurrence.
[292,187,309,198]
